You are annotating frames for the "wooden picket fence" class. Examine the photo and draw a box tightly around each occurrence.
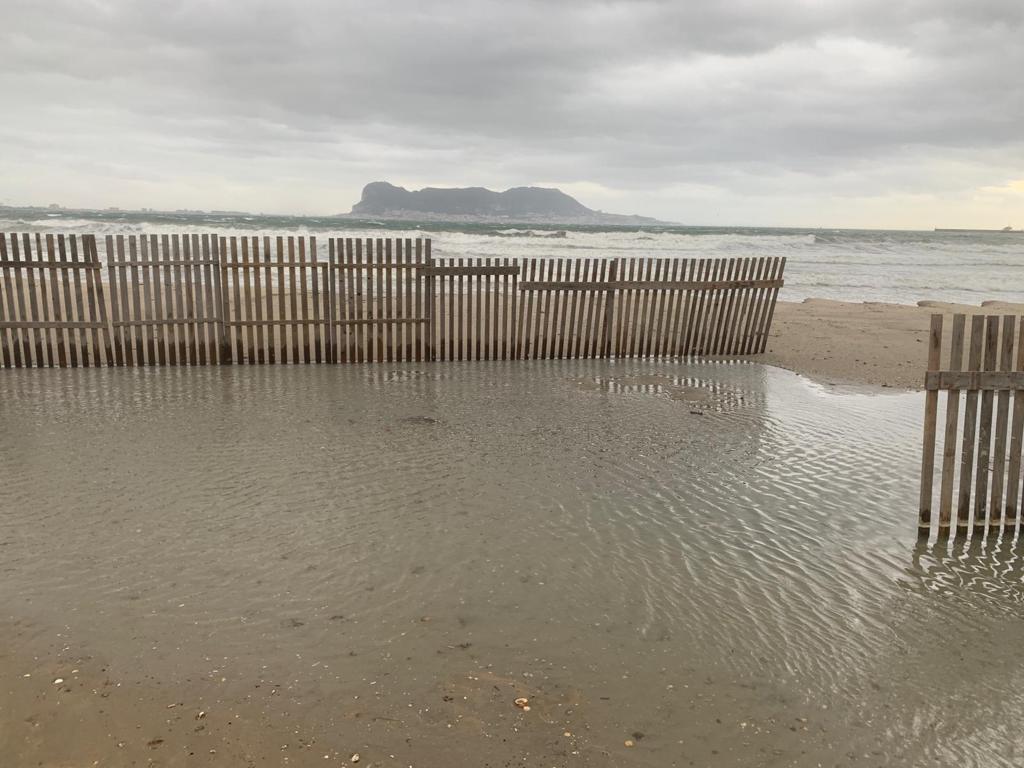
[919,314,1024,537]
[0,233,786,368]
[0,233,113,367]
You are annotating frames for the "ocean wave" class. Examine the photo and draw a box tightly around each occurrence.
[485,229,568,239]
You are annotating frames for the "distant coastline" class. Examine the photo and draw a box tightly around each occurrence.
[934,227,1022,234]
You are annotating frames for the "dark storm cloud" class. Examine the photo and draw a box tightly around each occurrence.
[1,0,1022,222]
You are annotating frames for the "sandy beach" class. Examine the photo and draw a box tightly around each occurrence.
[758,299,1024,390]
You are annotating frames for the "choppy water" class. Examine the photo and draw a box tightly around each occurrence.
[3,207,1023,306]
[2,362,1023,766]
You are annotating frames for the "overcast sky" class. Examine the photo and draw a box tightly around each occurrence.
[2,0,1022,228]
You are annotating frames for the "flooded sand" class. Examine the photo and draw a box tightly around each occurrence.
[1,361,1023,767]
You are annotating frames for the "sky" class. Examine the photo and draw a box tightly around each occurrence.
[1,0,1023,229]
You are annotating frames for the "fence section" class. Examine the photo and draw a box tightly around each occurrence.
[0,233,112,368]
[107,234,224,366]
[330,237,431,363]
[0,234,787,368]
[919,313,1024,537]
[517,255,784,359]
[427,258,520,362]
[221,236,330,364]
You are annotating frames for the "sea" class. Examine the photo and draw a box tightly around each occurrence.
[2,207,1022,306]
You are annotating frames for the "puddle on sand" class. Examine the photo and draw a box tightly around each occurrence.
[1,360,1023,767]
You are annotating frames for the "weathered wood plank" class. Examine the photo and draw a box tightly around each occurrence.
[989,316,1016,526]
[919,313,944,531]
[0,260,102,269]
[46,235,69,367]
[421,265,520,277]
[1004,319,1024,525]
[163,235,179,365]
[957,316,986,530]
[925,371,1024,390]
[973,316,1000,531]
[937,314,966,530]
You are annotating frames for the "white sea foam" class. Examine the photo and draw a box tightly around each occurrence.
[2,210,1021,305]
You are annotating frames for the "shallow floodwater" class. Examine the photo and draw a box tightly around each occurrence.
[1,362,1022,767]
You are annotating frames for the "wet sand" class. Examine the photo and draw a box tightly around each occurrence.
[2,362,1024,767]
[759,298,1024,390]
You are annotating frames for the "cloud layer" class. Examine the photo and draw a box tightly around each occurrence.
[2,0,1023,227]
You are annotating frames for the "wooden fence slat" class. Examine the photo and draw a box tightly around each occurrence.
[989,316,1016,527]
[518,258,533,360]
[287,237,298,364]
[238,236,250,364]
[974,316,1000,530]
[128,235,146,365]
[159,236,176,365]
[299,237,311,364]
[757,257,786,354]
[383,238,393,362]
[484,256,493,360]
[328,239,340,363]
[356,238,367,363]
[715,257,734,354]
[957,316,986,530]
[43,235,66,367]
[724,257,747,355]
[12,234,32,366]
[22,235,44,366]
[425,241,435,361]
[637,257,655,357]
[0,236,18,367]
[137,235,154,365]
[669,259,690,358]
[728,258,753,355]
[55,236,78,368]
[172,236,188,364]
[88,236,114,366]
[753,259,774,354]
[1005,320,1024,525]
[227,237,242,363]
[396,239,406,361]
[75,237,95,365]
[538,258,553,359]
[185,236,200,364]
[190,235,206,364]
[242,237,259,364]
[64,236,87,366]
[683,257,706,356]
[938,314,966,530]
[147,236,165,365]
[201,235,217,364]
[919,314,944,531]
[264,236,276,364]
[311,237,322,364]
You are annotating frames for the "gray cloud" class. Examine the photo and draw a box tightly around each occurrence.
[1,0,1023,226]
